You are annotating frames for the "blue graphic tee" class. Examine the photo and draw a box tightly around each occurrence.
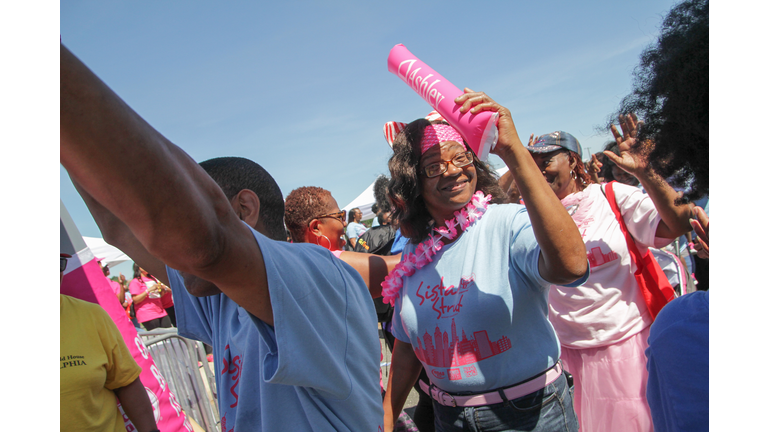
[392,204,573,393]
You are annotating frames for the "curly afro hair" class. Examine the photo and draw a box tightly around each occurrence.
[387,118,506,243]
[613,0,708,201]
[373,175,392,214]
[284,186,334,243]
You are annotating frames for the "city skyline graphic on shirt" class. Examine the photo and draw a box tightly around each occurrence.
[586,246,618,267]
[413,317,511,369]
[567,195,619,269]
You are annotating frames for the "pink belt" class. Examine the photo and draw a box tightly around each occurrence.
[419,362,563,407]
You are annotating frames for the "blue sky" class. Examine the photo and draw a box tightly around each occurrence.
[60,1,685,277]
[60,0,683,274]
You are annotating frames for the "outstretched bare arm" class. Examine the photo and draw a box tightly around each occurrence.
[60,44,274,324]
[72,178,170,285]
[338,252,401,298]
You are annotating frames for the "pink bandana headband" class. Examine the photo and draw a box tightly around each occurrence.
[383,111,467,154]
[420,124,466,155]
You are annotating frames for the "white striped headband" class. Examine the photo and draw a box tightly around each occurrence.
[382,111,466,154]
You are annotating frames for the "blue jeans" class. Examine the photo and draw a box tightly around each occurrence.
[431,373,578,432]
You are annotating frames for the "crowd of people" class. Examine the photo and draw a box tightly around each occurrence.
[60,0,709,431]
[97,258,177,332]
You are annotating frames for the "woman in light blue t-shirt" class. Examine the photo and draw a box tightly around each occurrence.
[381,90,588,432]
[346,207,368,248]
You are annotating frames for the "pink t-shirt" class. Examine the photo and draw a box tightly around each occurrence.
[548,183,674,348]
[160,286,174,308]
[107,278,122,297]
[128,277,167,323]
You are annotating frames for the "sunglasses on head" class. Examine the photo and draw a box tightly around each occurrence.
[311,209,346,225]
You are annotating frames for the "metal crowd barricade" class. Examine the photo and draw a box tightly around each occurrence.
[139,328,219,432]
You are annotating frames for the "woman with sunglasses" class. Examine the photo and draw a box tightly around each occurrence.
[285,186,404,399]
[381,90,588,432]
[284,186,402,297]
[285,186,348,253]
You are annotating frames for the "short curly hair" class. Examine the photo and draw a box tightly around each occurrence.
[387,118,506,243]
[613,0,708,201]
[284,186,334,243]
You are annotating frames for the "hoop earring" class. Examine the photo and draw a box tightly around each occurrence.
[315,234,332,250]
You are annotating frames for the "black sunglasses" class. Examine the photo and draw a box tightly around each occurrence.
[60,257,69,272]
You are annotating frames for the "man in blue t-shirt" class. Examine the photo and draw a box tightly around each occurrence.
[61,44,384,431]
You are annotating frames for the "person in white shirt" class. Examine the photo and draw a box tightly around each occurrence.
[526,121,694,432]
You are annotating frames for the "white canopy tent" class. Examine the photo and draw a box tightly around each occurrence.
[341,181,376,222]
[83,236,132,268]
[342,167,509,221]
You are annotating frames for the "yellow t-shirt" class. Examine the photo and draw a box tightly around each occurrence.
[60,294,142,432]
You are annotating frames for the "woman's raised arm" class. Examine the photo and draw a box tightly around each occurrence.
[454,89,587,285]
[604,114,693,239]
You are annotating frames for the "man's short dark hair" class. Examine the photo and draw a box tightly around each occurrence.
[199,157,286,241]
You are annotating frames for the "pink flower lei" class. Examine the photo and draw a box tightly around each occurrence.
[380,191,492,306]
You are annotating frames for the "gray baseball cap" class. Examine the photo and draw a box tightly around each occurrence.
[526,131,582,157]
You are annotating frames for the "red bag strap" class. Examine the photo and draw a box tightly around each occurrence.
[602,182,675,319]
[603,182,645,276]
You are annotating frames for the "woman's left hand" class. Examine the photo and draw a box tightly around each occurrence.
[604,113,650,176]
[453,88,523,157]
[606,113,694,239]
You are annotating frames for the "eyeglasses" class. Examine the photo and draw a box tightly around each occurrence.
[311,209,346,225]
[60,257,69,272]
[422,151,474,178]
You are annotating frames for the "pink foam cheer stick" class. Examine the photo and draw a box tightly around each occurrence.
[387,44,498,160]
